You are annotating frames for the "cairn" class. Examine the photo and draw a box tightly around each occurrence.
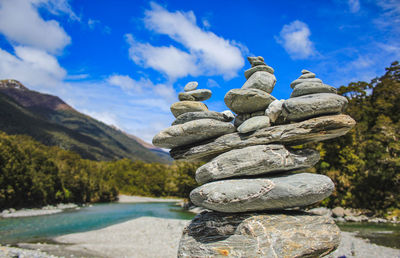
[153,57,355,257]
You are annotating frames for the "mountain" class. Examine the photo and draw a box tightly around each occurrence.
[0,79,170,163]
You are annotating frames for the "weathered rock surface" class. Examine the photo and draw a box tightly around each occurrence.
[237,116,270,133]
[247,56,266,67]
[283,93,348,122]
[291,82,337,97]
[265,99,284,123]
[244,65,274,79]
[178,211,340,258]
[172,111,233,125]
[290,78,322,89]
[170,101,208,118]
[299,72,316,79]
[220,110,235,121]
[178,89,212,101]
[184,81,198,92]
[241,71,276,93]
[170,114,356,161]
[195,145,320,184]
[152,119,236,149]
[190,173,334,212]
[224,88,276,114]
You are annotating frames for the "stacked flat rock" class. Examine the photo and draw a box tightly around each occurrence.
[152,61,356,257]
[153,81,235,149]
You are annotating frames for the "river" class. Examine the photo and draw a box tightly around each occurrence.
[0,202,399,249]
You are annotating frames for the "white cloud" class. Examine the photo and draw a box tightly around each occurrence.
[128,2,245,80]
[0,0,72,54]
[207,78,220,88]
[36,0,79,21]
[82,110,121,128]
[348,0,360,13]
[275,20,316,60]
[0,46,66,88]
[88,19,100,29]
[125,35,197,80]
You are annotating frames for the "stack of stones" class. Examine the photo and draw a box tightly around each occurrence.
[153,57,356,257]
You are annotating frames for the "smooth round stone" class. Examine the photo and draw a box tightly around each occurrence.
[301,69,312,74]
[172,111,233,126]
[170,101,208,118]
[290,78,322,89]
[265,99,284,123]
[195,145,320,184]
[224,88,276,114]
[178,89,212,101]
[237,116,270,133]
[178,211,340,258]
[220,110,235,121]
[190,173,334,213]
[299,72,316,79]
[244,65,274,79]
[247,56,265,67]
[291,83,337,98]
[283,93,348,122]
[241,71,276,93]
[152,119,236,149]
[184,81,198,92]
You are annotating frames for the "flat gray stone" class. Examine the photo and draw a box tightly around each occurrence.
[178,211,340,258]
[184,81,198,92]
[152,119,236,149]
[190,173,334,212]
[195,145,320,184]
[265,99,284,123]
[283,93,348,122]
[237,116,270,133]
[172,111,234,125]
[179,89,212,101]
[302,69,311,74]
[241,71,276,93]
[291,82,337,97]
[290,78,322,89]
[170,114,355,161]
[244,65,274,79]
[224,88,276,114]
[299,72,316,79]
[170,101,208,118]
[247,56,265,67]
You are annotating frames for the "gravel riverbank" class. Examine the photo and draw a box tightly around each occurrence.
[1,217,398,258]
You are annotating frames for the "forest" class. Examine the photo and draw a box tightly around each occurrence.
[0,62,399,215]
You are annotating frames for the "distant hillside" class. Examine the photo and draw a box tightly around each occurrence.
[0,79,170,163]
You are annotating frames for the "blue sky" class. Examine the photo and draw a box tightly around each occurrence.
[0,0,399,143]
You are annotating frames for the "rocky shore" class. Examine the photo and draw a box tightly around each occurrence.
[0,216,398,258]
[1,204,79,218]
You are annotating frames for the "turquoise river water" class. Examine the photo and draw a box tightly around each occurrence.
[0,202,399,249]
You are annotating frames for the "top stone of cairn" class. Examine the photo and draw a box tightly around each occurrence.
[184,81,198,92]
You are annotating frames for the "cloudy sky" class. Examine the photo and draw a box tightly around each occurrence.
[0,0,399,143]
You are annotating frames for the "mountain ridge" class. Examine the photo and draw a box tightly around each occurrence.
[0,79,170,163]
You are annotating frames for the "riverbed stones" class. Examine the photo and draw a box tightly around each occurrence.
[224,88,276,114]
[237,116,270,133]
[241,71,276,93]
[244,65,275,79]
[152,119,236,149]
[172,111,234,125]
[265,99,284,123]
[195,145,320,184]
[283,93,348,122]
[170,101,208,118]
[178,89,212,101]
[178,211,340,258]
[247,56,266,67]
[184,81,198,92]
[170,114,356,161]
[190,173,334,213]
[290,77,322,89]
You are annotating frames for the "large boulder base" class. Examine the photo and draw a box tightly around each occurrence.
[190,173,334,212]
[224,88,276,114]
[170,114,356,161]
[170,101,208,118]
[195,145,320,184]
[178,211,340,258]
[172,111,233,126]
[152,119,236,149]
[283,93,348,122]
